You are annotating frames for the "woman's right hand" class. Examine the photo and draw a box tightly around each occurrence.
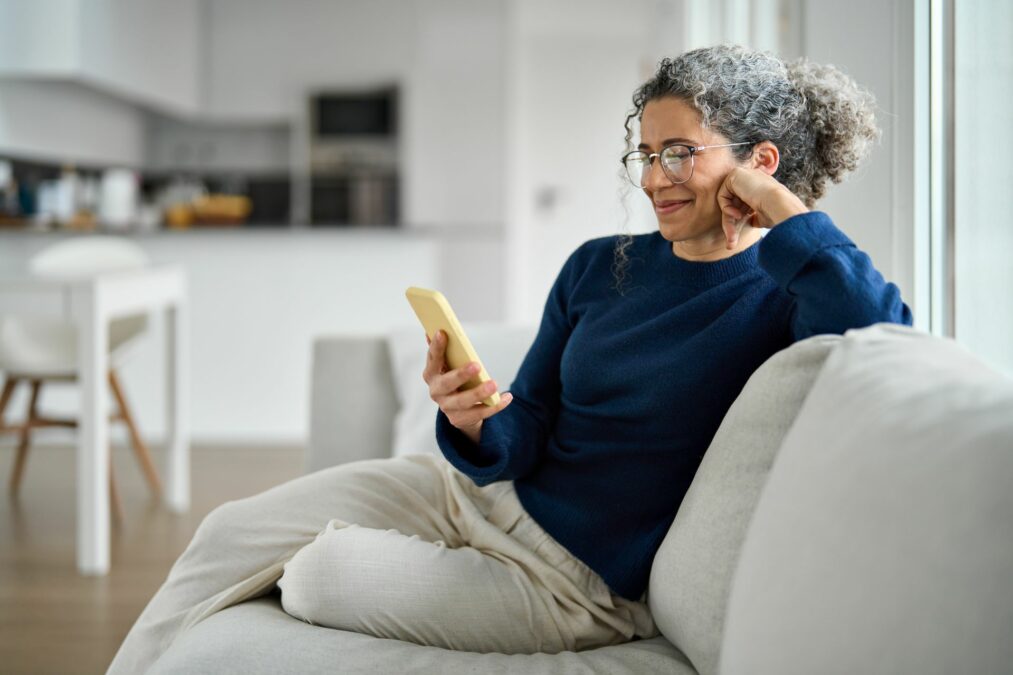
[423,330,514,442]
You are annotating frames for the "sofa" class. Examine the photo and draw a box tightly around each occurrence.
[147,322,1013,674]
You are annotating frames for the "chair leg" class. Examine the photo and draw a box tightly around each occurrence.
[107,369,162,498]
[109,446,125,527]
[9,379,42,497]
[0,376,18,429]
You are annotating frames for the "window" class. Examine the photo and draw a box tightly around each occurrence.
[934,0,1013,375]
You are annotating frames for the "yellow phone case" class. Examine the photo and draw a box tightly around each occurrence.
[405,286,500,407]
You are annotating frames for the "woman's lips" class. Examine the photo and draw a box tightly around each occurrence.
[654,199,691,215]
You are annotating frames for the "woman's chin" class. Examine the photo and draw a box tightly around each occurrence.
[657,214,725,247]
[656,217,694,240]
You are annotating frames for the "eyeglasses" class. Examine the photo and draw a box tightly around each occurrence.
[621,142,754,188]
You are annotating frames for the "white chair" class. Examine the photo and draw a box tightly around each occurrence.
[0,236,161,524]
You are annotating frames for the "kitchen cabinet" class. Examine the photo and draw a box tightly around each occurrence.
[0,0,201,115]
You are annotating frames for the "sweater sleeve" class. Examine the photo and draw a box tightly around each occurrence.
[435,244,583,486]
[757,211,914,342]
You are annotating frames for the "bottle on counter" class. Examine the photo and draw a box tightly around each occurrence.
[0,160,20,222]
[99,168,139,230]
[54,164,79,226]
[35,179,59,229]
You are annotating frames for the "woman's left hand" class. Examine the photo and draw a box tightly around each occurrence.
[717,167,809,249]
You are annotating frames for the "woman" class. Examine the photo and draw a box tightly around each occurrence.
[108,45,911,673]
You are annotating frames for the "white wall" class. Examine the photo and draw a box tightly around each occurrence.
[505,0,660,323]
[403,0,506,230]
[201,0,409,121]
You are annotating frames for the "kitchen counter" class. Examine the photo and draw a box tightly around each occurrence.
[0,222,505,446]
[0,222,502,238]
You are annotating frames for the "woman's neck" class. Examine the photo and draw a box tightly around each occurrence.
[671,228,763,262]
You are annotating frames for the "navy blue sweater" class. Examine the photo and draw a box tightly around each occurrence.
[435,211,913,601]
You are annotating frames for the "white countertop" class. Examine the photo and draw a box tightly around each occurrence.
[0,223,502,239]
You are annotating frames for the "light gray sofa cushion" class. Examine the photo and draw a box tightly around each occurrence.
[648,333,841,675]
[720,323,1013,675]
[150,595,696,675]
[307,336,399,474]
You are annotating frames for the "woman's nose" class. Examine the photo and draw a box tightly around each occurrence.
[643,156,671,191]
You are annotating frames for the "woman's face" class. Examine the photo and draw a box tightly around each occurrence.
[638,97,746,254]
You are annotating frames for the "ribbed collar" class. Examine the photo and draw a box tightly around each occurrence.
[651,230,761,285]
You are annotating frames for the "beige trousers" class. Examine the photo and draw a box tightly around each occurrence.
[107,453,658,674]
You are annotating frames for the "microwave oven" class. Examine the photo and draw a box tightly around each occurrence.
[306,86,399,225]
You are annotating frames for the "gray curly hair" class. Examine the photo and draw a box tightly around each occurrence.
[611,44,881,296]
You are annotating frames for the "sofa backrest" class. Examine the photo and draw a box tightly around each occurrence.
[307,334,399,474]
[647,333,842,675]
[720,323,1013,675]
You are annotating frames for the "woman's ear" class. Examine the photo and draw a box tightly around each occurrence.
[750,141,780,176]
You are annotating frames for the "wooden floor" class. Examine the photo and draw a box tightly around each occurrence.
[0,441,303,675]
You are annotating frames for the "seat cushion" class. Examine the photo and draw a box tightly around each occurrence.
[150,594,696,675]
[720,323,1013,674]
[0,313,148,376]
[648,333,840,675]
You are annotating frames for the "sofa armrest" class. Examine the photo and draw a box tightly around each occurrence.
[306,334,398,474]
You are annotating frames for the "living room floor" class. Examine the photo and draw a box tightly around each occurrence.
[0,442,303,674]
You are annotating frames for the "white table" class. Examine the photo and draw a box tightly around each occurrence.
[0,265,190,575]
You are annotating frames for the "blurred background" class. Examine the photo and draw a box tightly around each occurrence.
[0,0,1010,672]
[0,0,1010,446]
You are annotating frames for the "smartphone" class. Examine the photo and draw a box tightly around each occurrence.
[405,286,500,406]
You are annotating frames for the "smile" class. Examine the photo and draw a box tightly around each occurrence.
[654,200,691,215]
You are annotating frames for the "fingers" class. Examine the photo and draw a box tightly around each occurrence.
[720,168,800,233]
[723,218,738,250]
[422,330,447,384]
[724,166,765,207]
[725,206,761,248]
[721,209,740,249]
[717,181,745,243]
[719,170,762,249]
[421,329,514,426]
[442,377,503,410]
[722,211,743,249]
[433,360,483,399]
[422,330,488,398]
[444,388,514,428]
[718,185,749,219]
